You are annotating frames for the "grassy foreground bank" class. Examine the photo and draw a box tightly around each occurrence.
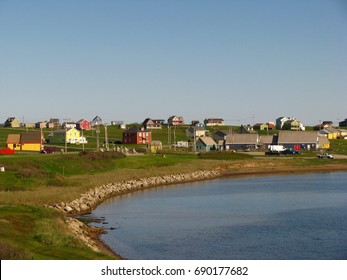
[1,150,347,259]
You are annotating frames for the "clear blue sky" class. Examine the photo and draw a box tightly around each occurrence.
[1,0,346,125]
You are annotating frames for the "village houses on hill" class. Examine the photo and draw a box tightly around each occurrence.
[2,114,347,152]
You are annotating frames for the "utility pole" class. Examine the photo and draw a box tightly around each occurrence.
[193,126,196,152]
[104,124,109,151]
[96,125,100,151]
[81,129,85,152]
[167,125,171,148]
[62,118,71,154]
[40,127,43,151]
[65,126,67,154]
[173,125,176,150]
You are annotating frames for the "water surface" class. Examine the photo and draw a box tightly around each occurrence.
[89,172,347,259]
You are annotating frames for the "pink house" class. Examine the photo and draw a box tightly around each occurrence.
[77,119,91,130]
[168,115,184,126]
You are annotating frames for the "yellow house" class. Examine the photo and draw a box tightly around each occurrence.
[6,132,43,151]
[51,128,81,144]
[318,136,330,149]
[6,134,21,150]
[320,128,340,139]
[20,132,44,151]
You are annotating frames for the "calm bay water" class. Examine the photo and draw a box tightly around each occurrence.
[89,172,347,260]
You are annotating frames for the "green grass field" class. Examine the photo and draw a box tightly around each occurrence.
[0,205,113,260]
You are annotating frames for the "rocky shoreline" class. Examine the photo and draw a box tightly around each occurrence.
[51,170,221,215]
[51,170,221,257]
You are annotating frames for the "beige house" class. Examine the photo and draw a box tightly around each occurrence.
[4,117,20,128]
[186,126,207,139]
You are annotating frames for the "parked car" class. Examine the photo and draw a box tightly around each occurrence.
[317,153,334,159]
[265,150,281,156]
[282,149,300,155]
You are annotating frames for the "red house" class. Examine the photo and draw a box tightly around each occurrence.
[122,127,151,145]
[77,119,91,130]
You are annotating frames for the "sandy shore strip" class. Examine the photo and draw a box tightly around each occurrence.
[54,164,347,259]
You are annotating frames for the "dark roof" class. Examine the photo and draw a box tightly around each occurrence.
[225,133,259,144]
[143,118,155,125]
[213,130,229,136]
[278,131,318,144]
[20,132,42,143]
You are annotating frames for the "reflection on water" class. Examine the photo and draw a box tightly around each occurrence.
[89,172,347,259]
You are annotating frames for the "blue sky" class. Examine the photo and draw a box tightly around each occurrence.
[1,0,346,125]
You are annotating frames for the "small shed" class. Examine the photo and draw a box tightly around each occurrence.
[150,141,162,153]
[196,137,217,151]
[318,136,330,150]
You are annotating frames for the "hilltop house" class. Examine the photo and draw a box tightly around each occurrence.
[313,121,333,130]
[238,124,255,134]
[35,121,47,129]
[48,118,60,128]
[204,118,225,126]
[142,118,162,129]
[276,117,296,130]
[254,122,275,131]
[4,117,20,128]
[91,116,103,126]
[122,127,151,145]
[62,122,77,129]
[339,118,347,127]
[253,123,268,131]
[77,119,91,130]
[168,116,184,126]
[282,119,305,131]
